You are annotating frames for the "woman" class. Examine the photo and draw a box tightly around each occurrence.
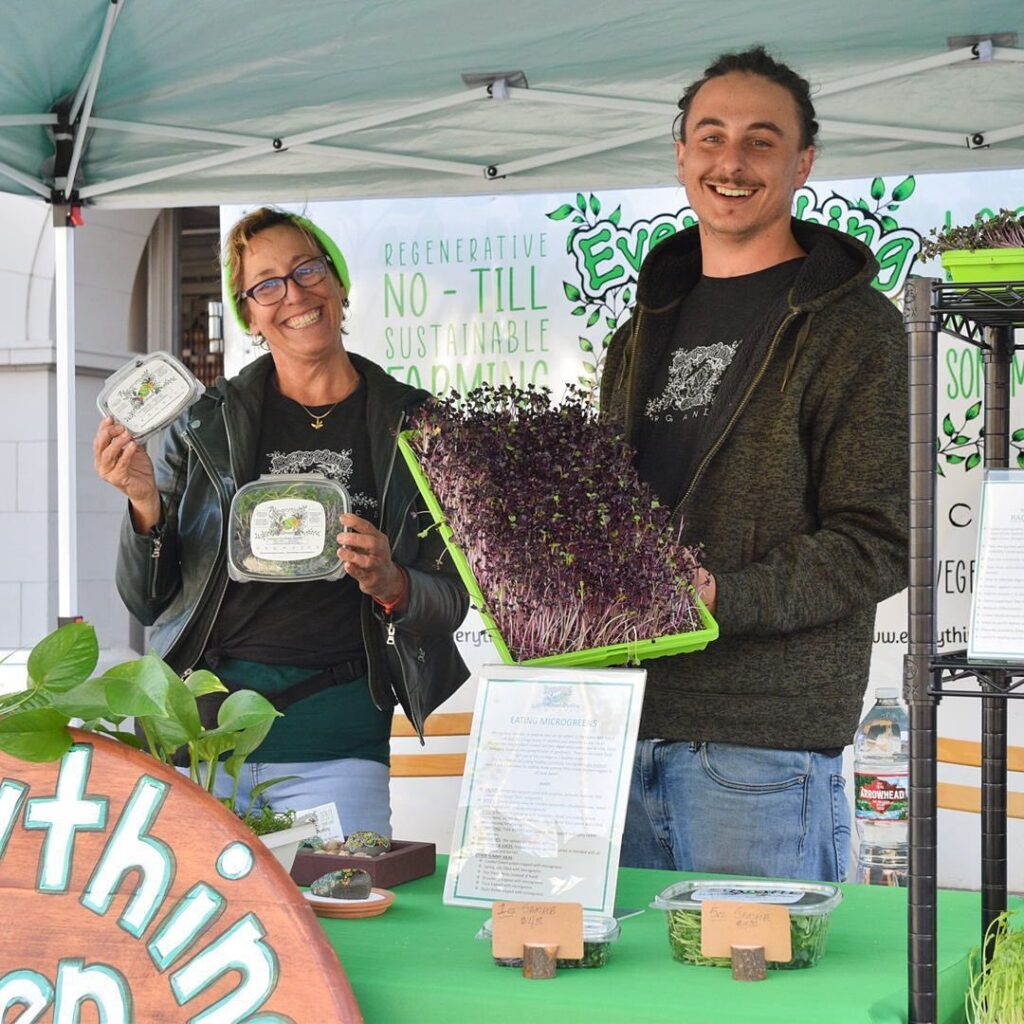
[94,207,469,837]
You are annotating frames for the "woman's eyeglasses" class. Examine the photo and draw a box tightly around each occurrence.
[240,254,333,306]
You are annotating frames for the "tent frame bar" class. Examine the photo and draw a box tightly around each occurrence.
[90,116,484,176]
[494,124,669,178]
[65,0,124,193]
[53,207,78,618]
[79,86,490,199]
[815,45,979,98]
[818,119,967,147]
[0,158,51,198]
[0,114,57,127]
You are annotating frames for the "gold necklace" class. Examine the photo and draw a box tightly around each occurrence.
[298,400,341,430]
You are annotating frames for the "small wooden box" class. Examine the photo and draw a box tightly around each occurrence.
[290,839,436,888]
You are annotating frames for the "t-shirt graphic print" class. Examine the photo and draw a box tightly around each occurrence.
[267,446,379,520]
[645,340,740,422]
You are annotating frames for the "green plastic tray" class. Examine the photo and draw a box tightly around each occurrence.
[398,432,719,667]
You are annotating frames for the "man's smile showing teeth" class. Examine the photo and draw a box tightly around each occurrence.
[284,308,322,328]
[712,184,755,197]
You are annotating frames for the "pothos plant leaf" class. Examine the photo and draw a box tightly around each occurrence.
[184,669,228,699]
[144,672,202,752]
[26,621,98,694]
[0,709,73,762]
[48,676,120,724]
[101,654,171,718]
[1,623,293,829]
[214,690,282,734]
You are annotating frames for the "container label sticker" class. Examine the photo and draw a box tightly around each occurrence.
[108,363,190,434]
[855,771,909,820]
[250,498,326,560]
[689,887,803,905]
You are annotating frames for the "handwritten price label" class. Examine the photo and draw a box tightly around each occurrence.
[491,901,584,959]
[700,900,791,961]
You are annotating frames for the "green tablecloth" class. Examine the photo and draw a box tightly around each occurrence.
[318,858,997,1024]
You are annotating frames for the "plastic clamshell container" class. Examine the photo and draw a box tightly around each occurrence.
[651,878,842,970]
[97,351,204,441]
[227,474,350,583]
[475,914,621,969]
[397,431,719,666]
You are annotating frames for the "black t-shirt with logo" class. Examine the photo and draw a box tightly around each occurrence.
[636,258,804,510]
[207,374,378,667]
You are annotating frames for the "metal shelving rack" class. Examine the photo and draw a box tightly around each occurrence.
[904,275,1024,1024]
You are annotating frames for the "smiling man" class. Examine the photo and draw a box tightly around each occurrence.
[600,46,908,882]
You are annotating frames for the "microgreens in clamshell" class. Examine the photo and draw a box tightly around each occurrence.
[407,382,705,662]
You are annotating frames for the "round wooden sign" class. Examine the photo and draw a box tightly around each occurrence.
[0,730,363,1022]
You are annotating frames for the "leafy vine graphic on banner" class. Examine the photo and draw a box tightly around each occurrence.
[856,175,917,229]
[548,180,922,399]
[546,191,695,398]
[936,406,1024,476]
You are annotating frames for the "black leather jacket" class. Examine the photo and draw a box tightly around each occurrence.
[115,351,470,738]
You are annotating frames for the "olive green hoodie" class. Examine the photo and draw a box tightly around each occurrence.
[600,219,908,750]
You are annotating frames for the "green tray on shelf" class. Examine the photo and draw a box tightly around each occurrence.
[397,431,719,668]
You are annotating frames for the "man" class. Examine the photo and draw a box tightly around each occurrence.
[600,46,907,882]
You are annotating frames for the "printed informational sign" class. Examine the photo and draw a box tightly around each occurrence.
[443,665,644,915]
[969,470,1024,660]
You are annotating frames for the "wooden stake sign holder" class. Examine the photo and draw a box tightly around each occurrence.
[0,731,362,1022]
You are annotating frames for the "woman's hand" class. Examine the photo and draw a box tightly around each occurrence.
[337,514,407,610]
[93,417,162,532]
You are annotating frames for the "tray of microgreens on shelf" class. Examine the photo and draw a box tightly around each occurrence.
[399,382,717,667]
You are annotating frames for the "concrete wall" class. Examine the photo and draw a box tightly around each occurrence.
[0,194,158,650]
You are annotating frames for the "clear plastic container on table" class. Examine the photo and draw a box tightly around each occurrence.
[475,913,621,968]
[96,351,204,441]
[227,474,350,583]
[650,878,842,970]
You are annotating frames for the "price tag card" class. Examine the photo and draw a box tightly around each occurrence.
[492,901,584,959]
[700,900,791,961]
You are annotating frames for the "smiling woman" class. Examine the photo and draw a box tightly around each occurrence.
[92,206,470,840]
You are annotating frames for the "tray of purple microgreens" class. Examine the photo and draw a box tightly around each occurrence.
[399,382,718,667]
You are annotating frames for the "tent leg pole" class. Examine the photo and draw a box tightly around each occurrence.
[53,206,78,622]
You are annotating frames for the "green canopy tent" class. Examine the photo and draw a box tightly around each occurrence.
[0,0,1020,650]
[0,6,1022,1023]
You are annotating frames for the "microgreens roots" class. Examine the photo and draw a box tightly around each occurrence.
[966,911,1024,1024]
[408,382,705,661]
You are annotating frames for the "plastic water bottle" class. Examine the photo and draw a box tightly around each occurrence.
[854,687,909,886]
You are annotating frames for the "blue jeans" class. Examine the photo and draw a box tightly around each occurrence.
[620,739,849,881]
[212,758,392,839]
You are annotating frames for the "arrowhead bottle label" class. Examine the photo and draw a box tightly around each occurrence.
[854,771,909,820]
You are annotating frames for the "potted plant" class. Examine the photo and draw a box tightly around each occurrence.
[965,910,1024,1023]
[401,382,717,667]
[918,208,1024,283]
[0,622,315,871]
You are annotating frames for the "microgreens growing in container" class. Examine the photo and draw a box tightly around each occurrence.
[918,208,1024,261]
[406,382,707,662]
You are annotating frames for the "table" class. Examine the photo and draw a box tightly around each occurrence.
[317,858,1004,1024]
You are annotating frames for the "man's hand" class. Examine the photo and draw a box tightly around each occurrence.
[694,566,717,616]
